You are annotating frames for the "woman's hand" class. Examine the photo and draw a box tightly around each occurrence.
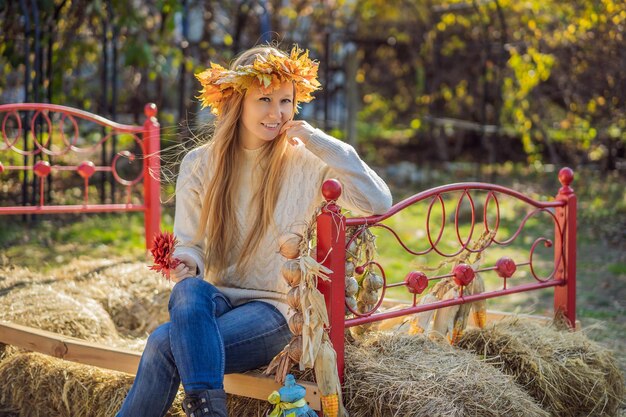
[279,120,316,146]
[170,253,198,283]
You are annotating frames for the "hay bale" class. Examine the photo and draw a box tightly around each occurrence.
[457,318,625,417]
[0,258,170,338]
[227,334,549,417]
[0,352,185,417]
[344,332,549,417]
[0,343,20,363]
[55,261,171,337]
[0,285,119,342]
[227,394,271,416]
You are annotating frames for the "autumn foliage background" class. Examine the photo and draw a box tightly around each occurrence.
[1,0,625,171]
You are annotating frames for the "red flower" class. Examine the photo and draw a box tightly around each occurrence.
[149,231,181,280]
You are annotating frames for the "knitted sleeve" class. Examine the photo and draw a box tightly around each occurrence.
[172,149,207,276]
[303,128,393,216]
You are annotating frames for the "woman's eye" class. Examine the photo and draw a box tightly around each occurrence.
[281,98,292,104]
[260,97,271,102]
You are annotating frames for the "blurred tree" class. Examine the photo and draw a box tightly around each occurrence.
[1,0,624,170]
[343,0,625,169]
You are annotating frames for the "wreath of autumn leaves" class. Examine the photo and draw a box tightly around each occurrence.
[195,46,321,116]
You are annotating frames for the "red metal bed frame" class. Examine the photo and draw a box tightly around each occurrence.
[0,103,577,413]
[0,103,161,250]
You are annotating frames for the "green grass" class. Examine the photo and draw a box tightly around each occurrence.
[361,189,557,308]
[0,210,174,271]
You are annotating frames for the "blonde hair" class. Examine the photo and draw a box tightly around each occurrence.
[195,46,295,277]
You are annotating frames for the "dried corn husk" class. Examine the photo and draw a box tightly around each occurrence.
[289,312,304,335]
[430,277,455,299]
[344,276,358,297]
[281,259,302,287]
[299,255,332,370]
[287,287,301,310]
[314,337,345,416]
[451,303,472,344]
[278,233,303,259]
[407,293,438,335]
[450,271,485,343]
[265,350,292,383]
[429,286,460,341]
[470,273,487,328]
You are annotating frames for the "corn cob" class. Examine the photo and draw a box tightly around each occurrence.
[429,286,460,341]
[321,393,339,417]
[470,273,487,328]
[450,302,471,344]
[408,293,438,335]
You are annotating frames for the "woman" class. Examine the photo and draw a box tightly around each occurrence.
[116,45,392,417]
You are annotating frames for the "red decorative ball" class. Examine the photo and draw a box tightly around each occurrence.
[495,257,517,278]
[77,161,96,179]
[355,266,365,275]
[33,161,51,178]
[558,167,573,187]
[404,271,429,294]
[144,103,158,118]
[453,264,475,286]
[322,179,342,201]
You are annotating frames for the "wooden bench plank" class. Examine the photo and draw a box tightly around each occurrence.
[0,321,321,410]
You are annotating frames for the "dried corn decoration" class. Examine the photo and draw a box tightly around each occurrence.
[266,205,346,417]
[266,232,308,383]
[344,227,380,337]
[406,230,494,343]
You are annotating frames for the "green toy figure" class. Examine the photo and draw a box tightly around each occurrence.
[267,374,318,417]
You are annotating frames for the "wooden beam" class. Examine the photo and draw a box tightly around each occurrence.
[0,321,321,410]
[0,321,141,373]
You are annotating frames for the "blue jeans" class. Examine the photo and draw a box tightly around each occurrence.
[116,277,292,417]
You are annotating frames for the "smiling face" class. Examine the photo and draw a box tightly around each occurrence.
[239,81,295,149]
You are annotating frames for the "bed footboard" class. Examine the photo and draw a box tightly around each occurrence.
[316,168,577,381]
[0,103,161,249]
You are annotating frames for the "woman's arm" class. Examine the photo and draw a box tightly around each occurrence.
[281,121,393,216]
[172,150,207,276]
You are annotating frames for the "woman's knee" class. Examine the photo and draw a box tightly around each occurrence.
[144,323,173,360]
[168,277,219,312]
[168,278,230,317]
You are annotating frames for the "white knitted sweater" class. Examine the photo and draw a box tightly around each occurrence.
[173,129,392,321]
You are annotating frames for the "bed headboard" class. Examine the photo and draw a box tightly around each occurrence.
[0,103,161,250]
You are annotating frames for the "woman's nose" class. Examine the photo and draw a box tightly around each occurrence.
[268,103,282,119]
